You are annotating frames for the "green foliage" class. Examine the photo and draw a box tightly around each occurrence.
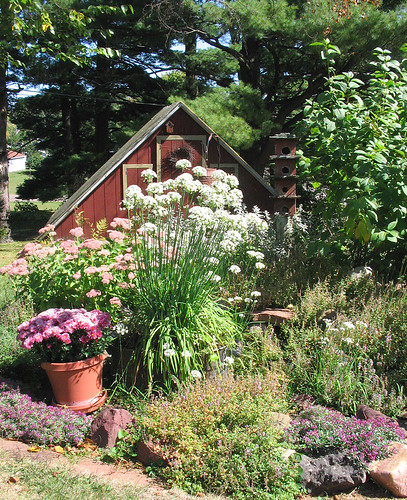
[175,83,273,151]
[135,371,302,499]
[251,208,344,307]
[3,170,267,393]
[299,41,407,266]
[233,325,284,376]
[285,276,407,416]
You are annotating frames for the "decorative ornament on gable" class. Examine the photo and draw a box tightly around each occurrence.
[165,120,174,134]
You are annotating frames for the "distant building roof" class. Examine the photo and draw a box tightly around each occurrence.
[7,151,26,160]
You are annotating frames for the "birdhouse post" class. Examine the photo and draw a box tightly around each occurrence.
[270,133,299,216]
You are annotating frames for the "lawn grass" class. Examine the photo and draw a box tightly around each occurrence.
[0,448,225,500]
[8,171,29,196]
[10,200,62,211]
[0,449,146,500]
[0,241,31,267]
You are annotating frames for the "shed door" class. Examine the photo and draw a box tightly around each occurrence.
[157,135,206,181]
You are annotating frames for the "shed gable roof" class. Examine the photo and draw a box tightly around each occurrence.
[49,101,275,229]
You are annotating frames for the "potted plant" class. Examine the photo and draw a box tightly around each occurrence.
[17,308,114,413]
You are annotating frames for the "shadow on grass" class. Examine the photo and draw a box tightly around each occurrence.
[9,209,53,241]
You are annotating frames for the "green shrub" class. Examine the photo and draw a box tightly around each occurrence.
[135,370,302,499]
[233,325,283,376]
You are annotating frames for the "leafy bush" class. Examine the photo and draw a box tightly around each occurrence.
[233,325,283,376]
[285,405,406,468]
[135,370,303,499]
[0,382,92,445]
[298,41,407,267]
[252,208,344,308]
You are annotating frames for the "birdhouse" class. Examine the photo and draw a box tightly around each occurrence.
[270,133,299,216]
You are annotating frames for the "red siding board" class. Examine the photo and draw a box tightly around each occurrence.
[238,167,273,212]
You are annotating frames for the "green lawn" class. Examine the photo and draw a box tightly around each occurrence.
[8,171,29,196]
[0,242,31,267]
[7,171,62,241]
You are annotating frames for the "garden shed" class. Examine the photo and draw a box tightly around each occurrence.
[48,101,277,238]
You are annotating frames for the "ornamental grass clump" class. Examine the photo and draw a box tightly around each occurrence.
[17,308,113,362]
[285,405,406,468]
[119,169,267,391]
[0,382,91,445]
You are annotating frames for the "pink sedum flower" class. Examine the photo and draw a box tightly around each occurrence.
[101,272,114,284]
[38,224,55,234]
[69,227,84,238]
[110,218,131,231]
[80,239,104,250]
[107,230,126,243]
[109,297,122,307]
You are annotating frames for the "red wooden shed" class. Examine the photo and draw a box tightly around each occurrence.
[48,101,276,238]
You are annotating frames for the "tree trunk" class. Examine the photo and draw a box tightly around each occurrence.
[61,87,81,156]
[0,63,10,241]
[239,36,262,89]
[94,42,111,158]
[61,95,75,155]
[185,32,198,98]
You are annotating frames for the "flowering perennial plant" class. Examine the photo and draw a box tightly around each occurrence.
[285,405,406,468]
[0,382,91,445]
[17,308,113,362]
[120,169,268,390]
[137,369,301,498]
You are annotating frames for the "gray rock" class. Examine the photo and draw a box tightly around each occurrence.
[300,450,367,495]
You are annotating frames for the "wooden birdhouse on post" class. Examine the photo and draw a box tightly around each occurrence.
[270,133,299,216]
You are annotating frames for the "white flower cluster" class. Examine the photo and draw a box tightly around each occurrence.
[175,159,192,171]
[141,169,157,183]
[123,169,269,260]
[192,166,207,178]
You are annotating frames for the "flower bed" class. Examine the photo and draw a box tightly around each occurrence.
[0,382,91,445]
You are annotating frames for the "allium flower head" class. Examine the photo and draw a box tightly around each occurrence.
[212,170,227,181]
[141,168,158,183]
[229,265,241,274]
[192,166,207,178]
[146,183,164,196]
[175,159,192,171]
[343,321,355,330]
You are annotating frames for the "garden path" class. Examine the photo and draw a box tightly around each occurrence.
[0,437,396,499]
[0,437,216,499]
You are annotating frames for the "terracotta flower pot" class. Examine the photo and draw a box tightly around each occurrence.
[41,352,107,413]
